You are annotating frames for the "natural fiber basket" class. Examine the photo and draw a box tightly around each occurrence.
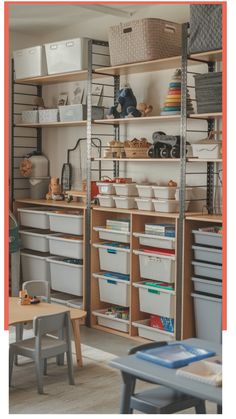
[108,18,181,66]
[124,147,149,158]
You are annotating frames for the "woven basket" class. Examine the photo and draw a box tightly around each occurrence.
[124,147,149,158]
[108,18,181,66]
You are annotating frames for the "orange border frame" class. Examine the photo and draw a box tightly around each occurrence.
[4,1,227,331]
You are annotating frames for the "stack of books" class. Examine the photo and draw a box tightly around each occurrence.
[145,223,175,237]
[106,219,130,232]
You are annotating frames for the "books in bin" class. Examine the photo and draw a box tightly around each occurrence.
[106,219,130,232]
[145,223,175,237]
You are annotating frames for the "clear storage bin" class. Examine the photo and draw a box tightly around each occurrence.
[134,249,175,283]
[93,242,130,274]
[48,234,83,259]
[192,245,222,265]
[21,251,50,282]
[93,227,130,243]
[92,309,129,332]
[133,282,175,317]
[153,199,189,213]
[133,232,175,250]
[93,272,130,306]
[152,186,177,199]
[48,211,83,235]
[18,207,51,230]
[47,256,83,296]
[97,194,115,208]
[136,184,154,198]
[96,182,116,195]
[39,109,59,123]
[132,319,174,341]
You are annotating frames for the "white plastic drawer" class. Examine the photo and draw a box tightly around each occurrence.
[97,194,115,208]
[192,245,222,265]
[192,261,222,281]
[133,282,175,318]
[191,277,222,296]
[135,198,154,211]
[136,185,154,198]
[19,229,50,252]
[133,232,175,250]
[48,234,83,259]
[47,257,83,296]
[93,243,130,274]
[18,207,50,229]
[21,251,50,282]
[96,182,116,195]
[192,230,222,248]
[113,183,138,196]
[114,196,136,209]
[92,310,129,332]
[152,186,177,199]
[132,319,174,342]
[153,199,190,213]
[134,250,175,283]
[93,227,130,243]
[93,273,130,306]
[48,211,83,235]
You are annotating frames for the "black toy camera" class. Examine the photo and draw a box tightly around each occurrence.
[148,131,189,159]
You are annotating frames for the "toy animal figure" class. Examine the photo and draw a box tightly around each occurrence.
[46,177,61,200]
[137,102,153,117]
[107,86,142,119]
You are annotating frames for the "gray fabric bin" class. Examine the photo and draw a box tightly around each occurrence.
[192,245,222,265]
[191,277,222,296]
[194,72,222,114]
[192,230,222,248]
[192,261,222,281]
[189,4,222,54]
[191,292,222,343]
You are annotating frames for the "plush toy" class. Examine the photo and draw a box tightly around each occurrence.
[137,102,153,117]
[107,86,142,119]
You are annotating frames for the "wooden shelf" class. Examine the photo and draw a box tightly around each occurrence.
[92,206,180,218]
[186,213,222,223]
[15,198,86,209]
[92,158,180,162]
[95,115,180,125]
[15,120,87,128]
[189,112,222,120]
[15,69,89,85]
[189,49,222,63]
[187,158,222,163]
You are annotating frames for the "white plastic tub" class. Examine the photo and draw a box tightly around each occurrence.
[48,211,83,235]
[191,277,222,296]
[97,194,115,208]
[153,199,189,213]
[135,198,154,211]
[18,207,51,229]
[13,46,47,79]
[92,309,129,332]
[39,109,59,123]
[192,261,222,281]
[152,186,177,199]
[21,251,50,282]
[47,257,83,296]
[191,292,222,343]
[96,182,115,195]
[93,273,130,306]
[192,230,222,248]
[191,141,222,159]
[136,185,154,198]
[93,243,130,274]
[192,245,222,265]
[113,183,138,196]
[175,187,192,201]
[48,234,83,259]
[133,232,175,250]
[19,229,50,252]
[132,319,174,341]
[93,227,130,243]
[114,196,136,209]
[134,249,175,283]
[133,282,175,318]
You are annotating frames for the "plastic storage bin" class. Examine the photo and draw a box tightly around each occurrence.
[135,198,154,211]
[59,104,104,121]
[133,282,175,317]
[152,186,177,199]
[18,207,51,229]
[114,196,136,209]
[191,292,222,343]
[134,249,175,283]
[191,277,222,296]
[13,46,47,79]
[47,256,83,296]
[39,109,59,123]
[21,251,50,282]
[113,183,138,196]
[93,272,130,306]
[93,242,130,274]
[97,194,115,208]
[153,199,189,213]
[19,229,50,252]
[21,110,38,124]
[133,232,175,250]
[136,184,154,198]
[48,234,83,259]
[192,245,222,265]
[192,230,222,248]
[92,309,129,332]
[175,188,192,201]
[191,141,222,159]
[192,261,222,281]
[96,182,116,195]
[93,227,130,243]
[48,211,83,235]
[29,177,50,199]
[132,319,174,341]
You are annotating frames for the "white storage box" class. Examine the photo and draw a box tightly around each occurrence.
[19,229,51,252]
[191,277,222,296]
[48,234,83,259]
[134,249,175,283]
[113,183,138,196]
[93,273,130,306]
[153,199,189,213]
[175,187,192,201]
[47,257,83,296]
[135,198,154,211]
[152,186,177,199]
[114,196,136,209]
[192,245,222,265]
[96,182,116,195]
[21,110,38,124]
[59,104,104,121]
[93,227,130,243]
[133,282,175,317]
[13,46,47,79]
[133,232,175,250]
[92,309,129,332]
[132,319,174,341]
[191,140,222,159]
[97,194,115,208]
[48,211,83,235]
[39,109,59,123]
[29,177,50,199]
[192,261,222,281]
[93,243,130,274]
[192,230,222,248]
[21,251,50,282]
[18,207,51,229]
[136,185,154,198]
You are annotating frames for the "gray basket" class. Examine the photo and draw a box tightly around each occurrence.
[108,18,181,66]
[195,72,222,113]
[189,4,222,54]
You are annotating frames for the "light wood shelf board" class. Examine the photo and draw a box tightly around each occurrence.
[92,157,180,162]
[187,158,222,163]
[189,112,222,120]
[15,70,89,85]
[94,115,181,125]
[189,49,222,62]
[92,206,180,218]
[186,213,222,223]
[15,198,86,209]
[15,120,87,128]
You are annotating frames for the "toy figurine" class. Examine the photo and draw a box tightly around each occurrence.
[137,102,153,117]
[46,177,62,200]
[107,86,142,119]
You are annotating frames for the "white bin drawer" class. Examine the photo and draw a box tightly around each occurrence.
[153,199,189,213]
[94,227,130,243]
[48,234,83,258]
[113,183,138,196]
[133,232,175,250]
[93,273,130,306]
[18,207,51,229]
[48,211,83,235]
[114,196,136,209]
[19,229,50,252]
[133,282,175,317]
[97,194,115,207]
[132,319,174,341]
[92,309,129,332]
[191,277,222,296]
[47,257,83,296]
[192,230,222,248]
[13,46,47,79]
[136,185,154,198]
[135,198,154,211]
[192,245,222,265]
[134,250,175,283]
[21,251,50,282]
[152,186,177,199]
[93,243,130,274]
[192,261,222,281]
[96,182,116,195]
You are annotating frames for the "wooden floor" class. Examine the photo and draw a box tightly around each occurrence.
[9,326,218,414]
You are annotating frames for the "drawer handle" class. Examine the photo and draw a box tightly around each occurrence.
[29,49,36,55]
[107,280,117,285]
[148,289,160,295]
[107,249,117,254]
[66,41,75,48]
[123,27,132,34]
[164,24,176,34]
[50,45,58,50]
